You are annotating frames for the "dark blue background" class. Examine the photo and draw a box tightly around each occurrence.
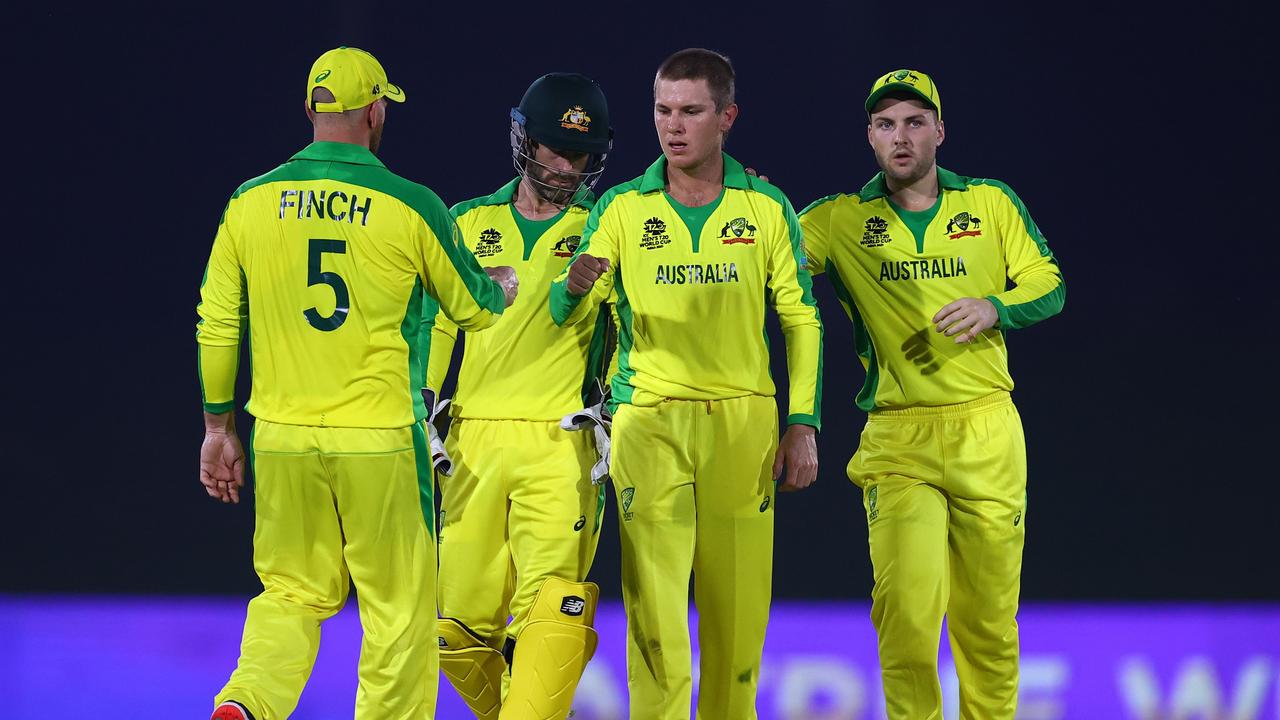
[10,2,1276,600]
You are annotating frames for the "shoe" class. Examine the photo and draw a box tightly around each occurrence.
[211,701,254,720]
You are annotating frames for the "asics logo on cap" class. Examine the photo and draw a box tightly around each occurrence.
[560,596,586,616]
[314,69,331,82]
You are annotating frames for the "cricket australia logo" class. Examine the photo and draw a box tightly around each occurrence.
[886,69,921,85]
[640,217,671,250]
[552,234,581,258]
[861,216,893,248]
[946,212,983,239]
[620,487,636,521]
[560,105,592,133]
[718,216,758,245]
[474,228,504,258]
[867,486,879,521]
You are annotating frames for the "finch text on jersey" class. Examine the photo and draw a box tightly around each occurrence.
[279,189,373,226]
[879,257,968,282]
[655,262,741,285]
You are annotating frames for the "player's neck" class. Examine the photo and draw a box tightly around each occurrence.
[513,178,565,221]
[886,164,940,212]
[312,129,370,150]
[665,151,724,207]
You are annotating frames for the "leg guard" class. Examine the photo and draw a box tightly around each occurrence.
[438,617,506,720]
[500,577,600,720]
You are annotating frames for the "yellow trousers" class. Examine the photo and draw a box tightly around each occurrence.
[612,395,778,720]
[436,418,601,649]
[848,392,1027,720]
[215,420,439,720]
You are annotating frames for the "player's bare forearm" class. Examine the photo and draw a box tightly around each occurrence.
[773,424,818,492]
[201,411,245,504]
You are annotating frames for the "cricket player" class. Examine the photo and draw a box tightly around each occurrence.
[549,48,823,719]
[424,73,615,720]
[798,69,1065,719]
[197,47,517,720]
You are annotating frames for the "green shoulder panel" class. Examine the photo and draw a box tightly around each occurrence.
[798,193,844,217]
[966,178,1056,261]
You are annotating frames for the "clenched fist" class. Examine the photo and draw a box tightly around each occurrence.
[485,266,519,307]
[567,254,610,297]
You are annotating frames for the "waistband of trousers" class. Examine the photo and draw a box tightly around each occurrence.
[868,391,1012,422]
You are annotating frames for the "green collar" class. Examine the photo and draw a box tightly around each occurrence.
[857,166,967,201]
[474,177,594,211]
[290,141,387,168]
[638,152,751,194]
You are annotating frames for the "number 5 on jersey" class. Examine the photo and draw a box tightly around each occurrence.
[304,238,349,331]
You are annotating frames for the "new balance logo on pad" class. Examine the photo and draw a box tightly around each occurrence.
[560,596,586,616]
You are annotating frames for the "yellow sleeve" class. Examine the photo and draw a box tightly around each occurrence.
[550,193,620,327]
[195,200,246,414]
[425,308,458,393]
[767,192,824,430]
[981,182,1065,330]
[416,209,506,333]
[798,194,840,277]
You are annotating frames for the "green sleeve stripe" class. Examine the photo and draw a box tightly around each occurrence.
[410,422,436,539]
[828,261,879,412]
[399,278,429,422]
[203,400,235,414]
[987,279,1065,329]
[788,413,820,428]
[607,272,636,412]
[970,178,1058,261]
[549,281,583,326]
[583,309,610,404]
[971,179,1066,329]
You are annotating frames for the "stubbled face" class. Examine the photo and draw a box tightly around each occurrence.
[654,77,736,172]
[526,142,590,200]
[867,97,944,187]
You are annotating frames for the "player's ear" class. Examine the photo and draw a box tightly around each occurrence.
[719,102,739,135]
[305,99,316,125]
[935,117,945,146]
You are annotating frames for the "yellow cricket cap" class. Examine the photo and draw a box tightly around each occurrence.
[865,69,941,120]
[306,47,405,113]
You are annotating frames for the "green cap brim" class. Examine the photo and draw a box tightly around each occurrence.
[865,84,937,116]
[382,82,406,103]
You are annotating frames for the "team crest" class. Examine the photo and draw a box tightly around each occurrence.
[718,217,758,245]
[552,234,581,258]
[640,217,671,250]
[868,486,879,521]
[946,212,982,239]
[888,69,920,85]
[861,216,893,248]
[621,487,635,521]
[560,105,592,133]
[474,228,503,258]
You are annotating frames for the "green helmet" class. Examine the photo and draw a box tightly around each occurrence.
[510,73,613,205]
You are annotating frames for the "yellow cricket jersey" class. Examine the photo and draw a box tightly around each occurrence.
[422,179,611,421]
[549,154,823,429]
[799,167,1064,411]
[196,141,506,428]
